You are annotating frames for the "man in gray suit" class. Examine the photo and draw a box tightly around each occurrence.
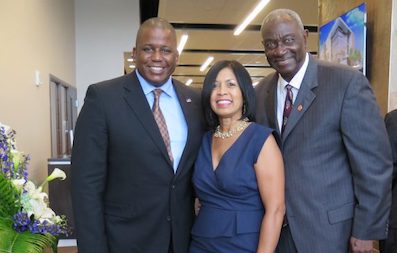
[381,109,397,252]
[255,9,392,253]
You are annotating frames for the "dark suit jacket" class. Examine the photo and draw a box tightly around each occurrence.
[385,110,397,229]
[255,55,393,252]
[71,71,204,253]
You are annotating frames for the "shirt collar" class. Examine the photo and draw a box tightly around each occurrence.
[135,70,174,97]
[278,52,309,90]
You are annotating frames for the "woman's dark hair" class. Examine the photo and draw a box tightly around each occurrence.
[201,60,256,130]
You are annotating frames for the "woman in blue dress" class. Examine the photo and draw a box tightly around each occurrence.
[189,60,285,253]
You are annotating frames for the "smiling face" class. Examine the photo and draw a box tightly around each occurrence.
[210,67,244,121]
[261,16,308,82]
[133,26,179,86]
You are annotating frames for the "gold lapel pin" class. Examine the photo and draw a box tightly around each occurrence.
[297,104,303,112]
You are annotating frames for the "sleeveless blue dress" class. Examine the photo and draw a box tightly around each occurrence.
[189,123,273,253]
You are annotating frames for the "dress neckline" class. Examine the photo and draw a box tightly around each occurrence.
[210,123,254,171]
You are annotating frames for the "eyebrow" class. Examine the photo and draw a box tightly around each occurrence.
[215,78,237,82]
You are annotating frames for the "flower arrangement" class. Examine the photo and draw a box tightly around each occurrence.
[0,122,68,253]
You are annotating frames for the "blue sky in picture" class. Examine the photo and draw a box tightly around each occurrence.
[319,3,366,53]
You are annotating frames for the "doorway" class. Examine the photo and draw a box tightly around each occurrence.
[49,76,77,158]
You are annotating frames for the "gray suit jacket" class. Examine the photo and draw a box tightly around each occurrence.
[385,110,397,229]
[255,55,392,252]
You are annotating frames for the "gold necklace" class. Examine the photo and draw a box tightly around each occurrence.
[214,118,249,139]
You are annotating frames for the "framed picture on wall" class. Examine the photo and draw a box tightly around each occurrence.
[319,3,367,75]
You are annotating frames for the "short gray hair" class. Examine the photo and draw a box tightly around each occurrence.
[260,9,304,34]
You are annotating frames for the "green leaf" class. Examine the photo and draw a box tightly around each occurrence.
[0,217,58,253]
[0,173,21,217]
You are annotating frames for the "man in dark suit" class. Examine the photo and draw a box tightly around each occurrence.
[255,9,392,253]
[71,18,204,253]
[381,109,397,252]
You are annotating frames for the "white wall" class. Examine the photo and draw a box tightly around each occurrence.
[0,0,140,183]
[0,0,75,183]
[75,0,140,109]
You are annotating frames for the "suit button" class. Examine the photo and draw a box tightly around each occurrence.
[167,216,172,221]
[171,184,176,189]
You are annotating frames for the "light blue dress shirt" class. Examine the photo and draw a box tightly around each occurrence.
[136,70,188,173]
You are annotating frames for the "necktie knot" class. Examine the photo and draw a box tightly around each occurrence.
[153,89,162,110]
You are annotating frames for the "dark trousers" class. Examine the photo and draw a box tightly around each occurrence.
[380,228,397,253]
[169,232,174,253]
[276,225,298,253]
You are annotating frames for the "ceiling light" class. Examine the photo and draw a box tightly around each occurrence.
[127,58,134,62]
[185,79,193,86]
[177,34,189,54]
[129,65,135,69]
[234,0,271,36]
[253,81,259,86]
[200,56,214,72]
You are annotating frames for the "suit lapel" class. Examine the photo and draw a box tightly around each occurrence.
[282,55,319,142]
[122,72,173,167]
[172,80,196,176]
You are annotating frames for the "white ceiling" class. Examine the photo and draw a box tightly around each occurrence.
[124,0,319,87]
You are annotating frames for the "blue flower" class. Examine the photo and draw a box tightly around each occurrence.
[28,220,41,234]
[12,212,30,226]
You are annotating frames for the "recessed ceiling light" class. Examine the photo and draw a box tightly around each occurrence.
[127,58,134,62]
[129,65,135,69]
[177,34,189,54]
[185,79,193,86]
[200,56,214,72]
[234,0,271,36]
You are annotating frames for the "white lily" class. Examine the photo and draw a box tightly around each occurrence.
[11,178,26,191]
[38,168,66,190]
[26,198,55,222]
[10,149,25,172]
[24,181,38,194]
[47,168,66,182]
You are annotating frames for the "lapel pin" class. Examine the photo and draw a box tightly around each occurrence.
[297,104,303,112]
[186,98,192,103]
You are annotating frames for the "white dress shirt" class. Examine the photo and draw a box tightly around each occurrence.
[276,53,310,131]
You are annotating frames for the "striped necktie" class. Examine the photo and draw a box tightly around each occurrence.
[281,84,293,134]
[152,89,173,163]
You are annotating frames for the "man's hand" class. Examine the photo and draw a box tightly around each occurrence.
[350,237,373,253]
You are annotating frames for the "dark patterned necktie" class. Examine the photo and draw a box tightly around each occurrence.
[152,89,173,163]
[282,84,293,134]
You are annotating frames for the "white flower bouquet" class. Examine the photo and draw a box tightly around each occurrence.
[0,122,68,253]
